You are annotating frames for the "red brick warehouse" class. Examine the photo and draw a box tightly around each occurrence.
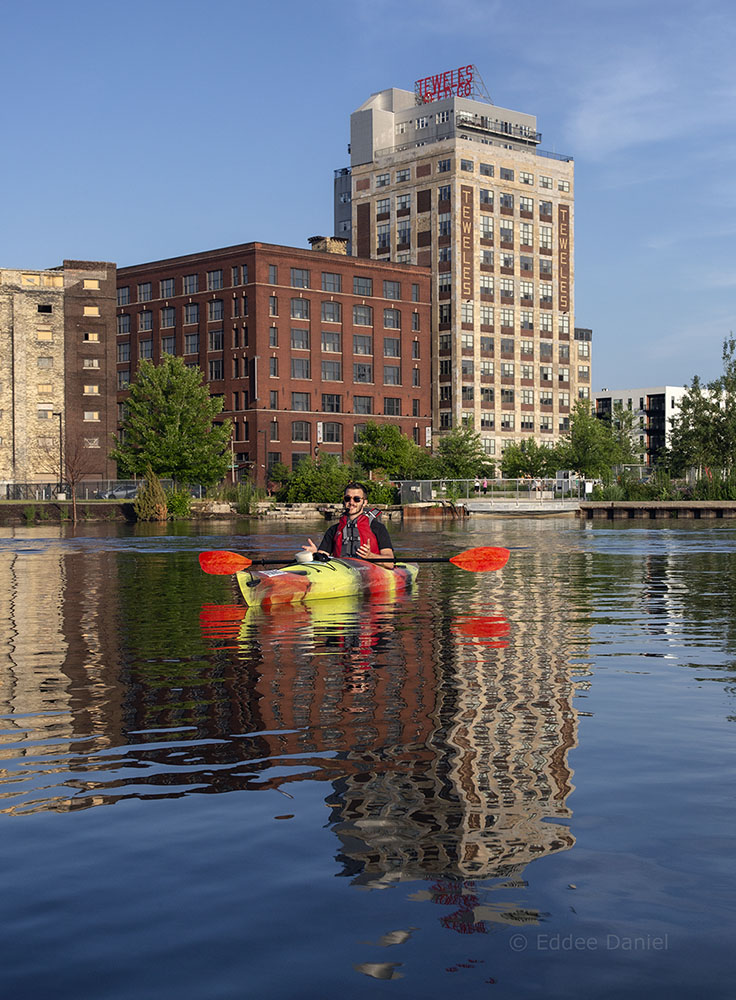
[116,239,432,487]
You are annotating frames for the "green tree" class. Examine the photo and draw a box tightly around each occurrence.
[351,421,430,478]
[435,426,494,478]
[669,337,736,475]
[277,454,396,504]
[500,438,560,478]
[557,400,628,478]
[110,357,232,488]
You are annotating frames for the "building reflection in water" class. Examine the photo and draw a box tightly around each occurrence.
[0,542,590,934]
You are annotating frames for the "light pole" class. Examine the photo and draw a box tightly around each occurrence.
[52,411,63,491]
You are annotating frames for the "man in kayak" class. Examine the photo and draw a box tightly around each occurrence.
[302,482,394,568]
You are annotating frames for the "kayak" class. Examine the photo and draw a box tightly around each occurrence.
[235,556,419,608]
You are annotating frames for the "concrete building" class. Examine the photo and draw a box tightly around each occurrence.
[338,66,589,461]
[117,240,432,486]
[0,261,117,490]
[595,386,687,465]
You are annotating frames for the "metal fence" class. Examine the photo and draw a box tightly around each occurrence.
[3,481,205,501]
[395,477,594,504]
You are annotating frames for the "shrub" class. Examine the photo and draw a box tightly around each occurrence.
[164,489,192,520]
[134,465,168,521]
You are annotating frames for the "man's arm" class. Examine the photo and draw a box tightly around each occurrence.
[357,521,394,568]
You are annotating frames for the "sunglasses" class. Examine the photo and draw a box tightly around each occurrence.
[343,495,364,502]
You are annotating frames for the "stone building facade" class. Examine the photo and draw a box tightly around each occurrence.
[0,261,117,488]
[338,69,591,462]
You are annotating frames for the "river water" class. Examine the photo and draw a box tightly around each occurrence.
[0,516,734,999]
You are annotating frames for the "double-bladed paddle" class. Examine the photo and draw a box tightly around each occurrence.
[199,545,510,576]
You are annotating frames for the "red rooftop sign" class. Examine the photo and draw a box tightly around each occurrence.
[415,65,474,103]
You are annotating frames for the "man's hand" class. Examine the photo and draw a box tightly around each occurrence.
[356,542,374,559]
[302,538,318,553]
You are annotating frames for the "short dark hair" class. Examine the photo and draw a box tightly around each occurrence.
[343,481,368,498]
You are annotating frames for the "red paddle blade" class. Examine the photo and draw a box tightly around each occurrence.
[449,546,510,572]
[199,550,252,575]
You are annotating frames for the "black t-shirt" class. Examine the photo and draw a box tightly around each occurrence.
[319,516,393,556]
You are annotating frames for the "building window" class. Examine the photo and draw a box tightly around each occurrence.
[185,333,199,354]
[438,184,451,203]
[208,329,224,351]
[354,276,373,297]
[323,422,342,442]
[383,365,400,385]
[139,311,153,331]
[500,167,514,181]
[322,393,341,412]
[501,362,514,378]
[183,274,199,295]
[383,337,400,357]
[83,358,100,369]
[354,395,373,414]
[354,363,373,383]
[83,332,100,342]
[137,282,152,302]
[438,158,451,172]
[268,296,278,317]
[353,304,373,326]
[117,342,130,363]
[291,358,310,379]
[291,298,309,320]
[290,268,310,288]
[117,369,130,389]
[353,334,372,355]
[383,308,400,329]
[322,361,342,381]
[161,306,175,328]
[117,287,130,306]
[480,162,494,176]
[376,173,390,187]
[117,314,130,334]
[292,392,310,410]
[321,272,341,293]
[578,365,590,381]
[438,212,451,237]
[208,300,224,322]
[460,159,473,172]
[397,168,410,182]
[321,301,341,323]
[231,266,240,286]
[376,223,390,249]
[184,303,199,324]
[83,411,100,422]
[384,397,401,416]
[558,179,570,192]
[291,328,310,350]
[321,330,341,353]
[396,194,410,212]
[206,270,223,291]
[270,357,279,377]
[540,175,552,189]
[139,339,153,359]
[520,171,534,185]
[376,197,390,215]
[461,302,474,324]
[479,215,493,239]
[269,419,279,440]
[383,280,401,300]
[269,326,278,347]
[520,196,534,213]
[292,420,310,442]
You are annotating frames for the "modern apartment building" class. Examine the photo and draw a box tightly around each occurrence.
[595,386,686,466]
[339,66,590,460]
[117,240,432,486]
[0,260,117,488]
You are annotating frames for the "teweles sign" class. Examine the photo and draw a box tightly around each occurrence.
[415,65,475,103]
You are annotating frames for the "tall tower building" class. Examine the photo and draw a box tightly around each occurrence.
[340,66,589,461]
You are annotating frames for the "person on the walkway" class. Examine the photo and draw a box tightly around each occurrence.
[482,477,488,495]
[302,482,394,567]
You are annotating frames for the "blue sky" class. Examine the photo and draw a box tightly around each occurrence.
[1,0,734,389]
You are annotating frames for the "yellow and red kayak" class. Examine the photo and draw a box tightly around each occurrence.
[236,556,419,608]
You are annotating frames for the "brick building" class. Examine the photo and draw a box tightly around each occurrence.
[116,240,432,486]
[0,260,117,488]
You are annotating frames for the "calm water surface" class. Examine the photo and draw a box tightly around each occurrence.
[0,516,734,999]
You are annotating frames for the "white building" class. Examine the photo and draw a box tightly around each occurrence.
[594,386,687,466]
